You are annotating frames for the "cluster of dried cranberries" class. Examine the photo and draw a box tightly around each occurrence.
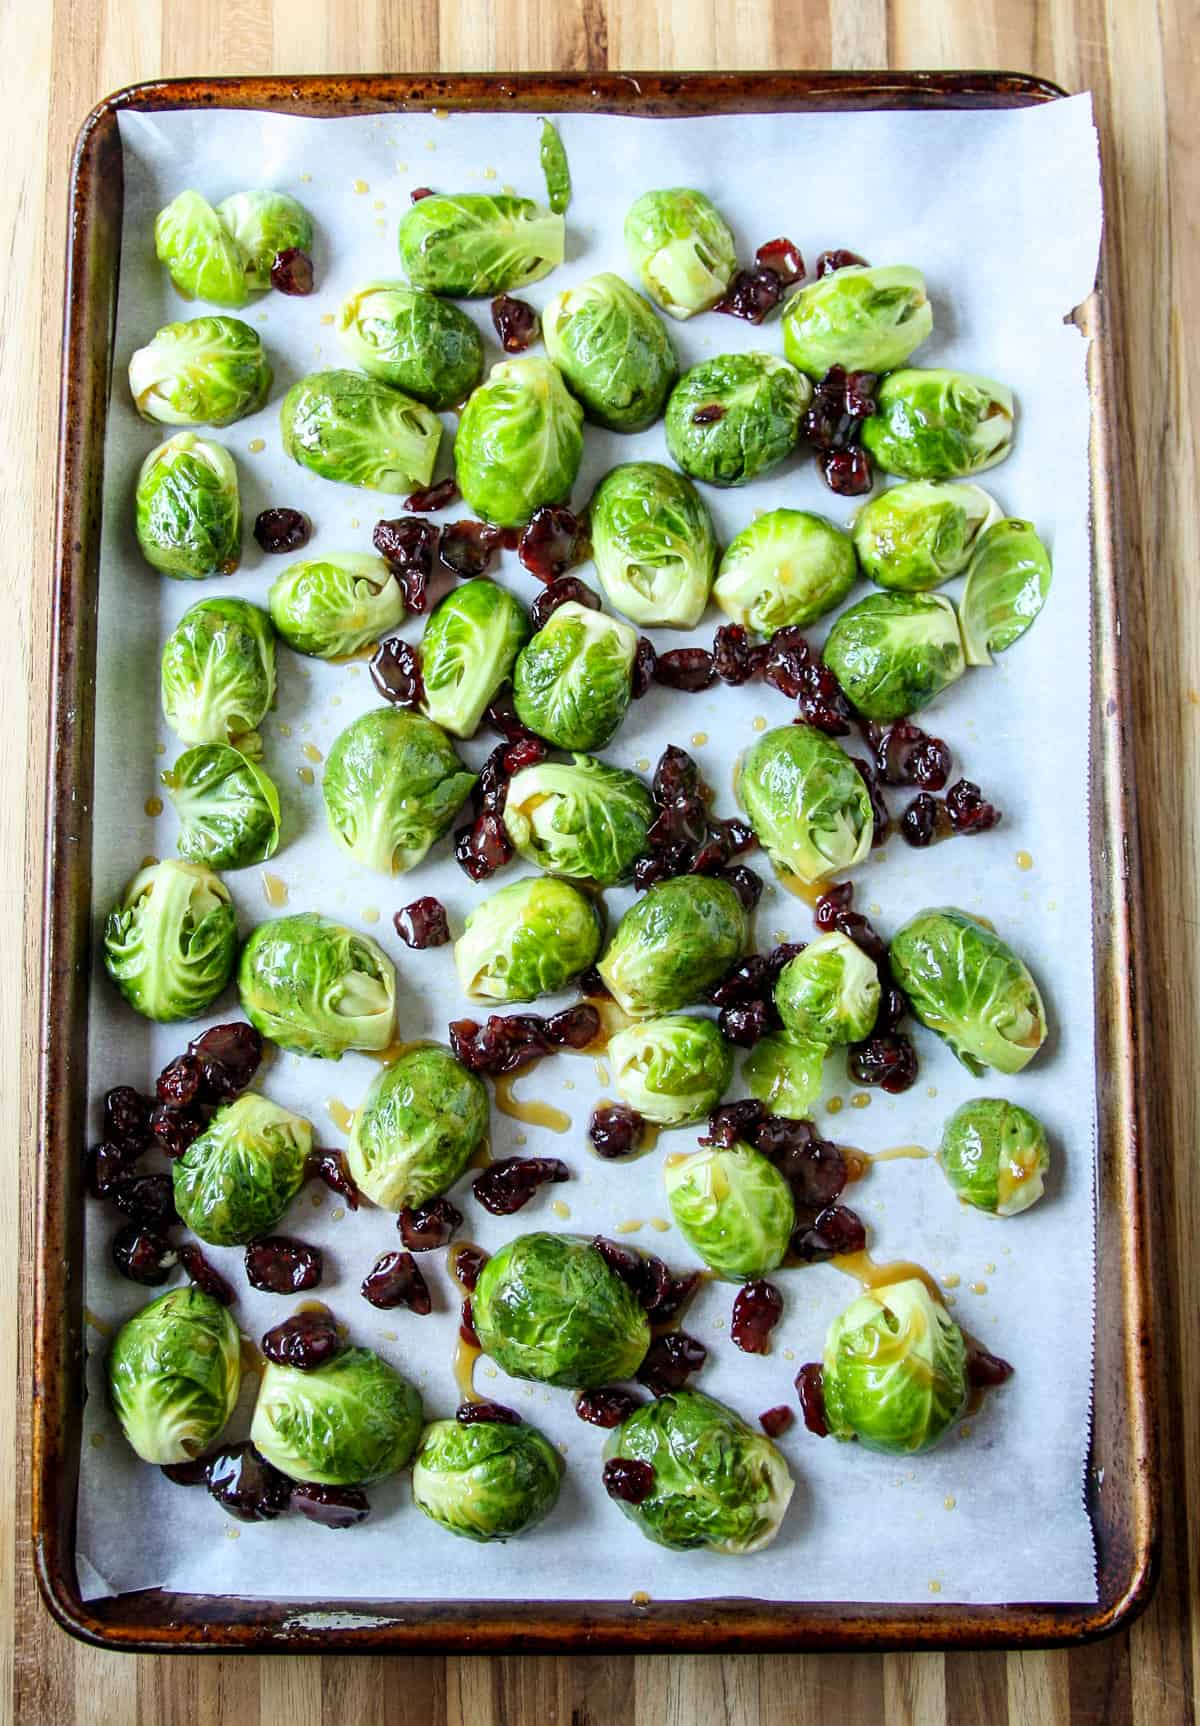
[632,744,761,908]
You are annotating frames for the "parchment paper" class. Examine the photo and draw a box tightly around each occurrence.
[77,95,1103,1607]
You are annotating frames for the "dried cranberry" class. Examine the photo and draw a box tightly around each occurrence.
[361,1250,432,1313]
[731,1280,784,1353]
[262,1310,341,1370]
[803,366,855,452]
[877,984,909,1033]
[178,1243,235,1305]
[546,1004,601,1049]
[456,1400,522,1426]
[762,626,812,697]
[454,811,513,881]
[452,1245,488,1292]
[654,647,714,693]
[848,1032,918,1093]
[112,1225,177,1285]
[503,736,548,778]
[719,818,757,857]
[712,623,766,685]
[760,1405,794,1438]
[398,1197,463,1252]
[764,940,807,983]
[491,293,540,352]
[449,1013,548,1076]
[795,1362,829,1435]
[792,1203,867,1262]
[755,237,805,284]
[714,266,784,323]
[652,745,701,806]
[688,829,731,875]
[438,518,503,578]
[720,865,764,911]
[472,743,513,815]
[393,895,450,949]
[701,1099,766,1149]
[518,507,589,583]
[370,637,424,708]
[530,575,601,631]
[945,778,1002,833]
[410,185,435,202]
[821,446,873,496]
[482,686,540,743]
[901,792,942,848]
[690,403,725,425]
[852,755,890,842]
[405,477,459,513]
[579,965,610,998]
[966,1343,1015,1387]
[161,1457,209,1486]
[576,1387,641,1428]
[647,795,709,851]
[270,247,314,296]
[207,1443,291,1521]
[103,1086,151,1151]
[630,635,657,697]
[472,1156,569,1215]
[603,1458,655,1504]
[86,1141,135,1199]
[751,1113,814,1162]
[305,1148,362,1209]
[632,847,684,888]
[591,1238,670,1312]
[644,1270,702,1328]
[111,1173,178,1232]
[782,1140,849,1210]
[188,1022,263,1100]
[245,1236,323,1294]
[875,719,951,790]
[291,1482,371,1528]
[816,249,868,276]
[843,371,878,419]
[253,507,312,554]
[795,662,853,736]
[637,1332,707,1396]
[156,1054,203,1106]
[148,1104,205,1159]
[373,516,439,610]
[706,955,770,1007]
[459,1298,480,1347]
[718,999,772,1046]
[588,1102,645,1160]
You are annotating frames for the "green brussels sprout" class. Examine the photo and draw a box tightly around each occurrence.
[455,357,584,528]
[781,264,932,377]
[160,597,276,755]
[237,912,396,1058]
[938,1098,1050,1216]
[542,274,677,432]
[347,1045,489,1210]
[597,877,748,1017]
[454,876,601,1003]
[166,743,281,869]
[135,432,241,579]
[103,859,236,1022]
[250,1348,423,1485]
[267,553,405,661]
[172,1092,312,1246]
[398,192,565,296]
[852,480,1000,593]
[154,190,250,308]
[539,119,572,215]
[420,579,531,738]
[503,754,654,886]
[822,592,965,722]
[960,518,1053,666]
[607,1014,733,1127]
[588,461,716,629]
[665,352,809,488]
[822,1278,968,1455]
[322,709,476,874]
[280,369,441,493]
[862,369,1015,480]
[412,1415,563,1542]
[889,907,1047,1076]
[512,602,637,750]
[472,1233,651,1387]
[107,1287,240,1465]
[128,316,272,428]
[663,1142,794,1280]
[742,1032,826,1119]
[737,725,874,885]
[604,1389,793,1553]
[776,933,880,1046]
[215,190,314,292]
[623,188,737,321]
[336,281,484,409]
[713,509,857,634]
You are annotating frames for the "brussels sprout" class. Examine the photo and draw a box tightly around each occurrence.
[135,433,241,579]
[107,1287,240,1465]
[862,369,1015,480]
[960,518,1053,666]
[322,709,476,874]
[623,188,737,321]
[473,1233,651,1387]
[781,264,932,377]
[420,579,531,738]
[128,316,272,428]
[663,1142,794,1280]
[542,274,677,432]
[413,1415,563,1541]
[455,357,584,528]
[776,933,880,1047]
[336,282,484,409]
[237,912,396,1058]
[172,1092,312,1246]
[215,190,314,292]
[154,190,250,308]
[267,553,406,661]
[347,1045,489,1210]
[823,1279,968,1455]
[889,907,1047,1076]
[822,592,965,723]
[852,480,1000,593]
[713,509,857,634]
[938,1098,1050,1216]
[454,876,601,1003]
[665,353,809,488]
[503,754,654,886]
[512,602,637,751]
[604,1389,793,1553]
[280,369,441,493]
[742,1032,826,1119]
[167,743,281,869]
[589,462,716,629]
[597,877,748,1017]
[160,596,276,754]
[250,1348,423,1485]
[539,119,572,215]
[737,725,874,885]
[103,859,236,1022]
[398,192,565,296]
[607,1015,733,1127]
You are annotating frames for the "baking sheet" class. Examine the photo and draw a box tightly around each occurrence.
[77,96,1103,1606]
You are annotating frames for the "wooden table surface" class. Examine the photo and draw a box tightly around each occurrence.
[7,0,1196,1720]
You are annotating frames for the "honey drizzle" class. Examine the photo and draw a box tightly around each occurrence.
[493,1071,570,1133]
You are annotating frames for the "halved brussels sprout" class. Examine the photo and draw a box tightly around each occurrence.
[539,119,572,215]
[268,553,406,661]
[336,281,484,409]
[542,274,677,432]
[781,264,932,377]
[852,480,1000,593]
[347,1045,489,1210]
[250,1348,423,1485]
[742,1032,826,1119]
[597,876,748,1017]
[503,754,654,886]
[589,461,716,629]
[455,357,584,528]
[237,912,396,1058]
[215,190,314,292]
[607,1014,733,1127]
[108,1287,240,1465]
[663,1141,794,1280]
[938,1098,1050,1216]
[737,725,874,885]
[472,1233,651,1387]
[420,579,531,738]
[167,743,281,869]
[280,369,441,493]
[889,907,1047,1076]
[398,192,565,297]
[135,433,241,579]
[128,316,272,428]
[154,190,250,308]
[160,597,276,755]
[322,709,476,874]
[823,1278,968,1455]
[412,1415,563,1542]
[172,1092,312,1246]
[863,369,1015,480]
[822,592,965,722]
[103,859,236,1022]
[605,1389,793,1552]
[512,602,637,751]
[623,188,737,321]
[454,876,601,1003]
[713,508,857,634]
[776,933,880,1046]
[960,518,1052,666]
[665,353,809,488]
